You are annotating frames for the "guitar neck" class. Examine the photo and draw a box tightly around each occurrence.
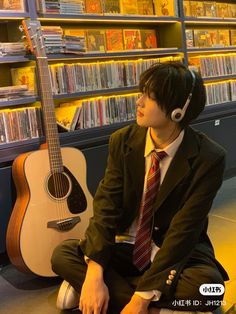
[22,19,64,173]
[37,57,63,173]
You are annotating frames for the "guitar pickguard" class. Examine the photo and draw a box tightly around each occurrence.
[64,166,87,214]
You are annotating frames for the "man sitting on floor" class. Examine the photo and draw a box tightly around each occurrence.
[51,61,229,314]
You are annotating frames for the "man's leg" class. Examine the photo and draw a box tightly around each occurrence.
[51,239,86,292]
[150,263,225,312]
[51,240,139,313]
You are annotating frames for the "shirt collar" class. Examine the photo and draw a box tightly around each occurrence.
[144,127,185,158]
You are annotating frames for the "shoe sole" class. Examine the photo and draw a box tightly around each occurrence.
[57,280,79,310]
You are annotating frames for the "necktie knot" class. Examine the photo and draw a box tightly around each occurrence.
[152,150,168,162]
[150,151,167,171]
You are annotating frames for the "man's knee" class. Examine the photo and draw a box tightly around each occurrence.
[51,243,63,275]
[51,239,81,275]
[174,264,225,310]
[176,264,224,297]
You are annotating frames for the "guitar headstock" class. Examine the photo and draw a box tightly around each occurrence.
[22,19,46,58]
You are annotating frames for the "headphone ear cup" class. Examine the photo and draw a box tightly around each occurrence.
[171,108,184,122]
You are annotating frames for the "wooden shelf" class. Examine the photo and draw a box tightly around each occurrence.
[43,48,183,61]
[38,14,180,24]
[194,101,236,123]
[0,12,29,19]
[0,55,30,63]
[53,86,138,100]
[203,74,236,82]
[184,17,236,25]
[0,96,39,108]
[0,137,41,164]
[187,47,236,54]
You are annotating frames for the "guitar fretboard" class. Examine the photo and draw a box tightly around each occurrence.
[37,57,63,173]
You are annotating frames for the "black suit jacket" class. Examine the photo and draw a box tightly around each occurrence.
[80,123,229,298]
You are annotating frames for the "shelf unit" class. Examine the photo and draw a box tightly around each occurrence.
[0,0,236,162]
[1,0,236,254]
[0,1,32,107]
[181,0,236,116]
[0,0,235,163]
[0,0,185,155]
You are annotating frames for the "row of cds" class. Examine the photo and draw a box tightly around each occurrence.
[55,78,236,132]
[0,107,43,145]
[0,85,29,101]
[205,80,236,106]
[41,26,158,55]
[56,93,139,130]
[0,42,25,57]
[42,26,85,54]
[36,0,177,16]
[49,57,178,95]
[189,54,236,78]
[37,0,84,15]
[1,78,235,145]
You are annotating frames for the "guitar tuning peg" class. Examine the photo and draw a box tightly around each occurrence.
[19,25,23,32]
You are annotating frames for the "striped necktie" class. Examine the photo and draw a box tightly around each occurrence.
[133,150,167,271]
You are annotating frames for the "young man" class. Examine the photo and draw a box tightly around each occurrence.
[51,61,229,314]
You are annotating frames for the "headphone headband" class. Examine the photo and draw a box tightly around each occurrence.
[171,70,196,122]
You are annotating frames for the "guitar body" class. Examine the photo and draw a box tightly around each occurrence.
[6,147,93,277]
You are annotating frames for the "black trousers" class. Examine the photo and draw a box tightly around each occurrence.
[51,239,225,313]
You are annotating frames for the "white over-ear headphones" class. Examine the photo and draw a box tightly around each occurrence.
[171,70,196,122]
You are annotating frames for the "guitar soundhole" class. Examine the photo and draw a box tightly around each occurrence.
[47,172,71,199]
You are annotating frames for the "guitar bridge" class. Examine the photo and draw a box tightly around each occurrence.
[47,216,81,231]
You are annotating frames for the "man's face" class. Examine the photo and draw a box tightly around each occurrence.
[136,93,172,130]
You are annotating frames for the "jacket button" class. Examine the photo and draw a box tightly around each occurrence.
[166,279,172,285]
[154,226,159,231]
[170,270,176,275]
[168,275,174,280]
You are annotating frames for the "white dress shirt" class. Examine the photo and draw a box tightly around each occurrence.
[116,127,184,300]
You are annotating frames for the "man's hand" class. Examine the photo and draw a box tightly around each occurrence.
[120,294,151,314]
[79,260,109,314]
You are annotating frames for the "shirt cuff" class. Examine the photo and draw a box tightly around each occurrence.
[135,290,162,301]
[84,255,90,264]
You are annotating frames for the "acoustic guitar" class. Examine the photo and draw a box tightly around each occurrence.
[6,20,93,277]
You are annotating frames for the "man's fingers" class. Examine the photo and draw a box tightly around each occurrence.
[94,303,103,314]
[101,299,109,314]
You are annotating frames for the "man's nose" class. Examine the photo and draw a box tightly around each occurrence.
[136,95,144,107]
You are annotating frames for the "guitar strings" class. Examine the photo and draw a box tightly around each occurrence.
[40,58,68,228]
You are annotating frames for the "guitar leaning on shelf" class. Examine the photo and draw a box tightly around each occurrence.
[6,20,93,277]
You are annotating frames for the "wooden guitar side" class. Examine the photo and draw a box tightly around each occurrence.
[6,151,32,273]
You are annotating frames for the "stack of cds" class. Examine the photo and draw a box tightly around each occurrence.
[0,42,26,56]
[0,85,29,101]
[59,0,84,15]
[64,29,86,54]
[37,0,60,14]
[41,26,64,54]
[37,0,84,14]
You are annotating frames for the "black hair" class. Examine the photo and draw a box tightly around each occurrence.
[139,61,206,128]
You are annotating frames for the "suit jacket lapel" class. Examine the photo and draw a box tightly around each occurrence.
[125,126,147,204]
[123,125,199,212]
[154,127,199,210]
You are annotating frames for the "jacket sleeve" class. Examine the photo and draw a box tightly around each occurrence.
[80,131,125,269]
[136,149,225,298]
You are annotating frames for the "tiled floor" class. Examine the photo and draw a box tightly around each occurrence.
[0,176,235,314]
[208,177,236,313]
